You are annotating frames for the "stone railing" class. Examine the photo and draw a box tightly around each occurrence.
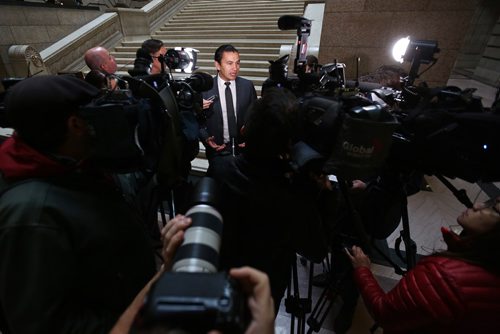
[40,12,122,74]
[8,0,190,76]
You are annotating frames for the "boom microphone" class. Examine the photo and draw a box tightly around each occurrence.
[278,15,309,30]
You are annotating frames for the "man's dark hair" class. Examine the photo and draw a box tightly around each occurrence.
[141,39,164,55]
[4,75,99,152]
[243,87,299,160]
[306,55,318,67]
[214,44,239,64]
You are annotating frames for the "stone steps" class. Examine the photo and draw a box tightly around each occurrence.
[115,56,273,69]
[153,33,294,39]
[116,44,281,54]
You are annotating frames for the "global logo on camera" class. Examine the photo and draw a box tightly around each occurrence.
[342,141,374,158]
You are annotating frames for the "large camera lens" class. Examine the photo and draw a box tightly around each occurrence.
[171,177,223,273]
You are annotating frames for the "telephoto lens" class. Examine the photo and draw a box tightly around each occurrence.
[171,176,223,273]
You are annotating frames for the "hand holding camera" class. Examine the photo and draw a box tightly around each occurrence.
[161,214,192,271]
[228,267,275,334]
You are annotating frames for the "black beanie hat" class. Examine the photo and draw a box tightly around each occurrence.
[5,74,100,150]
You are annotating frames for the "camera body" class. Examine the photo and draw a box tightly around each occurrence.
[141,271,248,333]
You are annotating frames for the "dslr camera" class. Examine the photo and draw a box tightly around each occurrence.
[137,177,250,333]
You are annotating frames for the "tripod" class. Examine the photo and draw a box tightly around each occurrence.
[305,172,479,333]
[305,175,418,333]
[284,253,315,334]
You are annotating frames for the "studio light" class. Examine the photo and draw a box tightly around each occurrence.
[164,47,199,73]
[392,36,410,63]
[392,36,440,85]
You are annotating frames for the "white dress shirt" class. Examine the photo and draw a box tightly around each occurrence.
[217,75,236,143]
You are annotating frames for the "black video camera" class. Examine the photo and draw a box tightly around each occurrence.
[77,86,164,173]
[136,177,250,333]
[272,15,500,185]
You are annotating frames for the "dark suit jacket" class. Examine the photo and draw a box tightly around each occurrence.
[200,75,257,159]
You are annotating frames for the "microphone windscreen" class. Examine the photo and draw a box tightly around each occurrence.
[187,71,213,92]
[278,15,307,30]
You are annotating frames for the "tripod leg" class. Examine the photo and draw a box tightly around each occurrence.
[332,255,358,334]
[399,195,417,270]
[285,255,314,334]
[393,174,418,271]
[306,269,347,333]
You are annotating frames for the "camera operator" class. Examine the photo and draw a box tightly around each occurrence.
[207,87,325,314]
[129,39,168,77]
[305,55,319,74]
[110,214,276,334]
[84,46,120,89]
[346,197,500,333]
[84,46,118,76]
[142,39,167,75]
[0,75,157,333]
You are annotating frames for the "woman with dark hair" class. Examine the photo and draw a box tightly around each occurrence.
[128,47,154,77]
[141,39,166,75]
[128,39,167,77]
[346,197,500,333]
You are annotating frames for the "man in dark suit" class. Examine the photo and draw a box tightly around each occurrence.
[200,44,257,161]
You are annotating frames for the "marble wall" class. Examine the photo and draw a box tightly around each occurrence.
[318,0,481,87]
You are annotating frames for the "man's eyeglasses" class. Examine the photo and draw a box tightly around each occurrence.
[483,197,500,216]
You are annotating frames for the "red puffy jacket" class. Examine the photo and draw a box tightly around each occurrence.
[354,256,500,333]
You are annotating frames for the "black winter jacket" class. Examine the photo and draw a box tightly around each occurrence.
[0,136,156,334]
